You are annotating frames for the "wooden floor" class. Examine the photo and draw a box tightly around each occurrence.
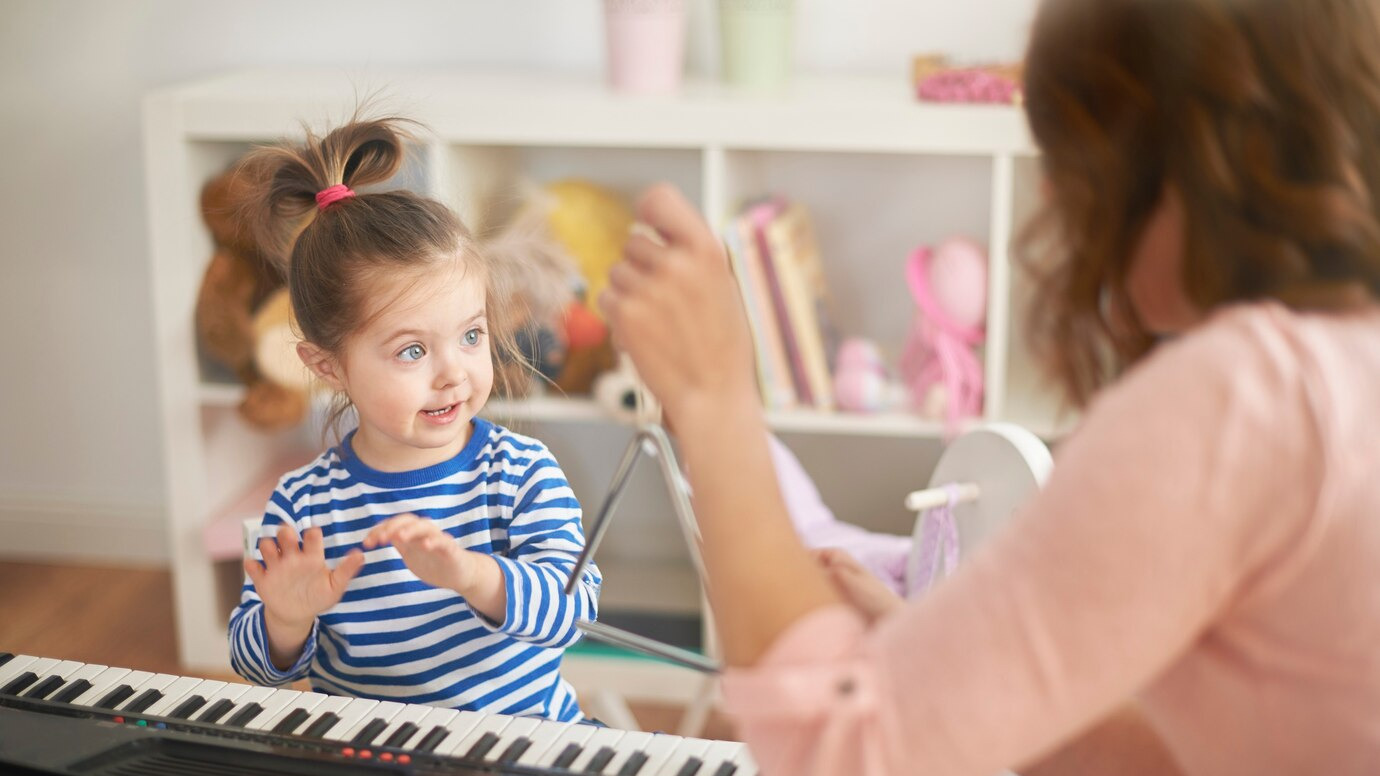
[0,559,734,738]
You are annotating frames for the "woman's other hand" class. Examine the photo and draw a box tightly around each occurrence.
[814,547,905,624]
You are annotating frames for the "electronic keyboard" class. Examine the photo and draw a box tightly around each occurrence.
[0,652,757,776]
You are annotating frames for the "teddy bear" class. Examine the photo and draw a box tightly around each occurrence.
[195,160,311,431]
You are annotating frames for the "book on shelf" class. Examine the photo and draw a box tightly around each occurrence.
[724,211,797,409]
[762,200,839,410]
[745,197,817,406]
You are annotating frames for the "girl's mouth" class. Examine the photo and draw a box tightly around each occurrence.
[420,403,459,423]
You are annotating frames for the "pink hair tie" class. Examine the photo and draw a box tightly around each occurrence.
[315,184,355,210]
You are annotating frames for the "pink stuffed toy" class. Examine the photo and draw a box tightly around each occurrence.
[899,238,988,433]
[833,337,907,413]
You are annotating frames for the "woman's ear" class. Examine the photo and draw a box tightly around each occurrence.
[297,342,345,392]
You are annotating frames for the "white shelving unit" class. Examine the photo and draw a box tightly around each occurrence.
[142,68,1055,705]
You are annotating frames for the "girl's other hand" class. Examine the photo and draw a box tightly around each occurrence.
[363,513,470,592]
[244,523,365,629]
[814,547,905,624]
[600,183,760,428]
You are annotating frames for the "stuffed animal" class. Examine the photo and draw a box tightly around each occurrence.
[898,237,988,433]
[832,337,908,413]
[503,179,631,396]
[195,162,309,431]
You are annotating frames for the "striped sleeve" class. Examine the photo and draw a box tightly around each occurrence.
[227,479,319,686]
[479,442,601,648]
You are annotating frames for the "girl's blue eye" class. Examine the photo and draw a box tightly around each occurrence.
[398,344,425,361]
[464,328,484,347]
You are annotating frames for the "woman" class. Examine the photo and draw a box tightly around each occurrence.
[599,0,1380,773]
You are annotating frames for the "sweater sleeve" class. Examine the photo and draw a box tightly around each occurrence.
[227,483,320,686]
[476,442,602,648]
[720,309,1326,776]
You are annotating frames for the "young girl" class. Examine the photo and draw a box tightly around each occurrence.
[600,0,1380,773]
[227,117,601,723]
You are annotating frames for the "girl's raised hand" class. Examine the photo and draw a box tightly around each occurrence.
[244,523,365,629]
[363,514,470,592]
[600,183,761,428]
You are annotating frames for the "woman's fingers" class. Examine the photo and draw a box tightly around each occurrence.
[636,183,716,255]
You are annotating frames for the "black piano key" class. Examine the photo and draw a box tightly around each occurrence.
[51,679,92,704]
[169,695,207,719]
[94,684,134,709]
[676,757,704,776]
[272,707,312,735]
[586,746,617,772]
[351,718,389,745]
[0,653,13,668]
[302,712,341,739]
[226,702,264,727]
[497,737,532,763]
[414,724,450,753]
[23,675,66,700]
[383,722,420,748]
[124,688,163,713]
[465,732,501,759]
[198,698,237,723]
[552,743,583,769]
[618,751,650,776]
[711,762,738,776]
[1,672,39,696]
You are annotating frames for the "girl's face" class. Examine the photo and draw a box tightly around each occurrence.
[317,259,494,472]
[1126,187,1201,335]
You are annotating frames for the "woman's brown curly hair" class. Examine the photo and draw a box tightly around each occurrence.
[1020,0,1380,407]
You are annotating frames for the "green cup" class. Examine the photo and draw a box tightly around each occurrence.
[719,0,795,90]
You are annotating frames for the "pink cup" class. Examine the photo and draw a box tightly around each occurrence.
[604,0,687,94]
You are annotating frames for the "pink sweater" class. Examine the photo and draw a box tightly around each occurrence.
[721,302,1380,775]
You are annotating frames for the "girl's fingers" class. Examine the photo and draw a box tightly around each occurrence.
[243,556,265,586]
[330,549,366,592]
[276,524,301,556]
[302,526,324,559]
[258,537,281,568]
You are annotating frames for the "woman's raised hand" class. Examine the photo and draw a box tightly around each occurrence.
[600,183,761,427]
[244,523,365,629]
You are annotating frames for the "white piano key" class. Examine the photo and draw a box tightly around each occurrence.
[1,657,60,694]
[177,680,242,720]
[618,733,686,776]
[399,706,460,750]
[219,685,278,726]
[45,662,107,701]
[258,690,329,734]
[511,720,578,767]
[485,716,544,762]
[95,670,153,708]
[652,737,713,776]
[425,709,488,754]
[244,688,307,730]
[601,730,656,775]
[568,726,629,772]
[141,676,208,717]
[530,722,600,769]
[69,667,133,706]
[20,660,84,698]
[345,699,408,744]
[112,672,181,711]
[0,654,40,688]
[295,694,353,737]
[370,701,437,748]
[730,745,760,776]
[438,712,519,758]
[698,741,749,776]
[321,697,381,741]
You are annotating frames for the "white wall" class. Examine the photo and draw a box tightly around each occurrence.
[0,0,1038,562]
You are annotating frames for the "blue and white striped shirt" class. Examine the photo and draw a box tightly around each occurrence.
[229,417,601,722]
